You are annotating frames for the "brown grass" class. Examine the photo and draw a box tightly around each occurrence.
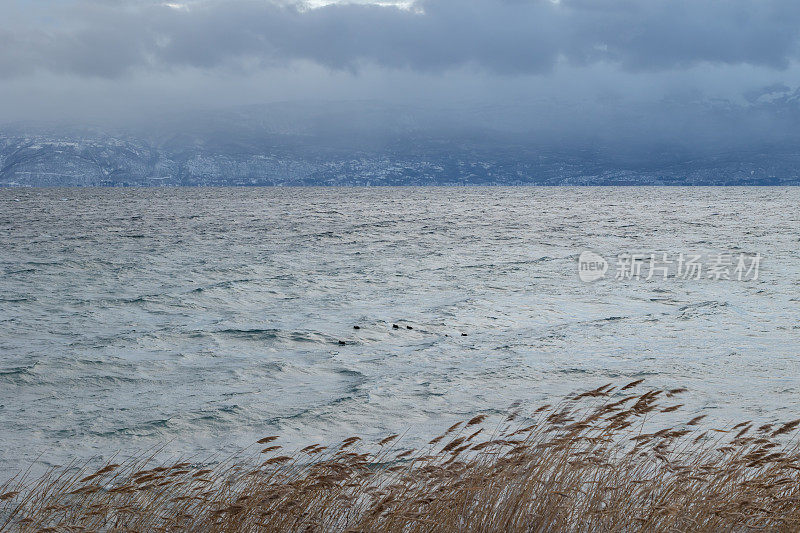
[3,381,800,532]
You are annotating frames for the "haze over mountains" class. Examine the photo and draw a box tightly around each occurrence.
[3,85,800,186]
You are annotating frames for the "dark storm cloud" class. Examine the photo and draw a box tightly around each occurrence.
[3,0,800,79]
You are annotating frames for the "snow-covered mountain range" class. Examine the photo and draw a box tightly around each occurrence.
[3,93,800,186]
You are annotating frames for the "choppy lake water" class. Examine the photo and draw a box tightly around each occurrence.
[0,187,798,478]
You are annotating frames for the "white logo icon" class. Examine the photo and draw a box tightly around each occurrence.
[578,251,608,282]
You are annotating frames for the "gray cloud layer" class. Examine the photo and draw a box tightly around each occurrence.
[3,0,800,79]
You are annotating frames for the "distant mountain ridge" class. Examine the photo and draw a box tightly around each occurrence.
[3,96,800,186]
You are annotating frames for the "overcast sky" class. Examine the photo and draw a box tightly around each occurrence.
[3,0,800,128]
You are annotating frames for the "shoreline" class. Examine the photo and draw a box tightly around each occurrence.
[3,381,800,532]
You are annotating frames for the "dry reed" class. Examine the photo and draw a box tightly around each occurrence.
[3,381,800,532]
